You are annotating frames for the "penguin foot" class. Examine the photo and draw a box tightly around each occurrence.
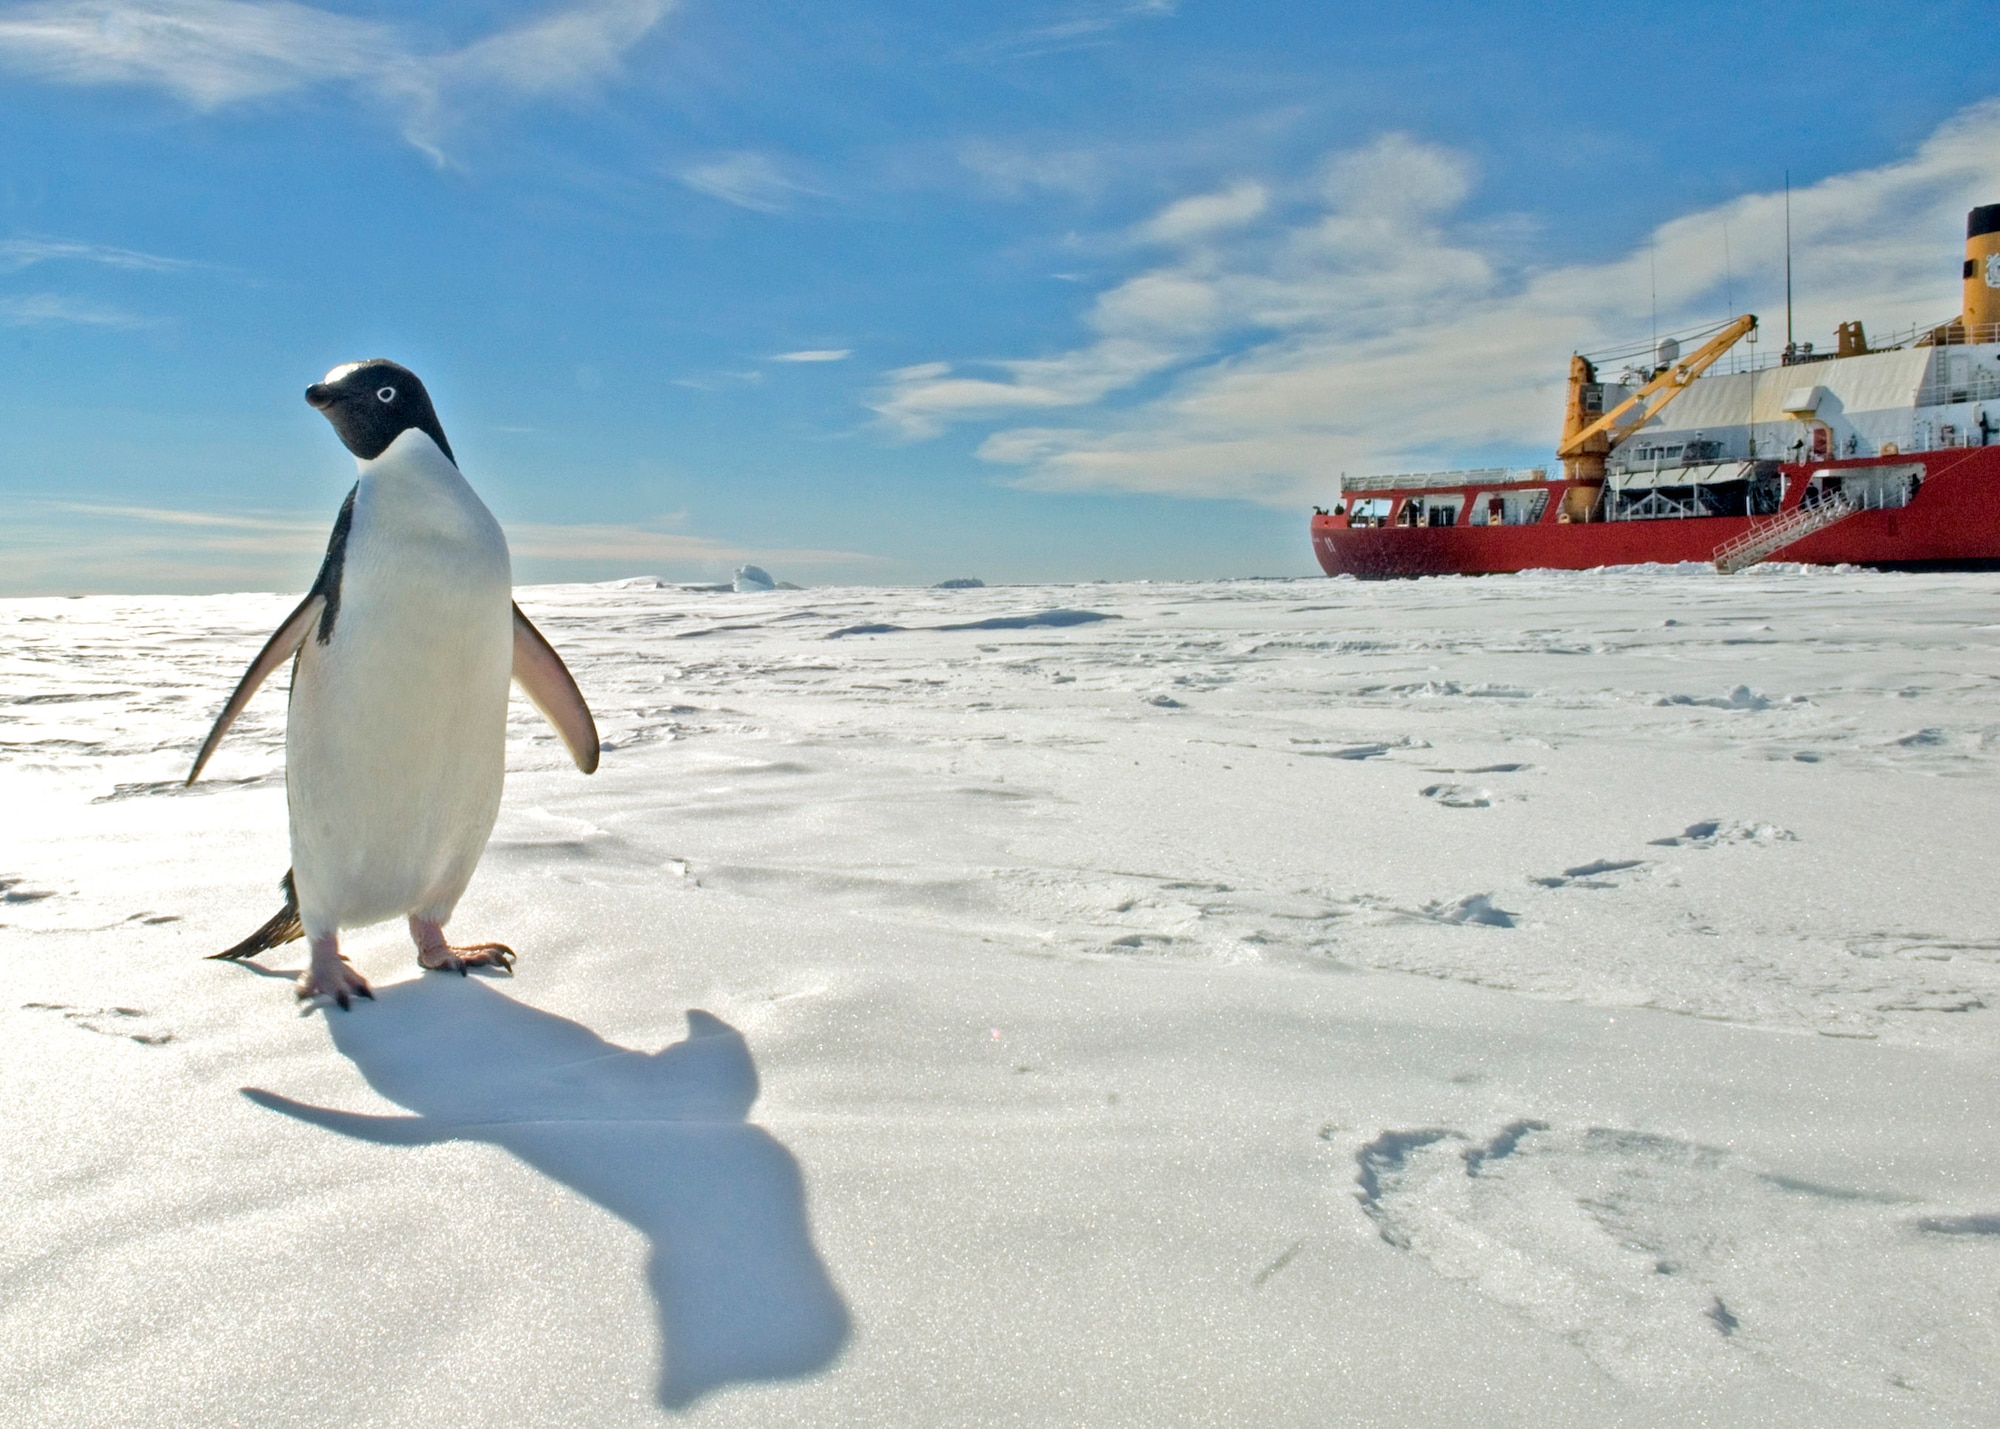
[409,916,514,975]
[298,934,373,1010]
[418,941,515,976]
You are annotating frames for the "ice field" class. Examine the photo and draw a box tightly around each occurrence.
[3,566,1999,1425]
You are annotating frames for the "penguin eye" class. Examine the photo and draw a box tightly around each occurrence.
[375,386,396,403]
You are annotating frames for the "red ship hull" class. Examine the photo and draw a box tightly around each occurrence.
[1311,447,2000,579]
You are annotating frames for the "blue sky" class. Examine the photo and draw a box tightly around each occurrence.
[1,0,1997,594]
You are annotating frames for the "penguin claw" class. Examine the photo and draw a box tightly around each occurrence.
[417,941,515,975]
[296,958,372,1010]
[296,981,373,1010]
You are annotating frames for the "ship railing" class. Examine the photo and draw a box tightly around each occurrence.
[1341,466,1548,494]
[1914,368,2000,408]
[1697,321,2000,376]
[1915,320,2000,348]
[1801,464,1921,513]
[1820,319,2000,352]
[1841,478,1910,511]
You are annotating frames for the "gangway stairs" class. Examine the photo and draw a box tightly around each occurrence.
[1712,496,1856,574]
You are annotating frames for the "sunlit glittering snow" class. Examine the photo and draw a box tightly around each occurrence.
[4,567,1999,1425]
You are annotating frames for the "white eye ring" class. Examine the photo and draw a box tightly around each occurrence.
[375,386,396,403]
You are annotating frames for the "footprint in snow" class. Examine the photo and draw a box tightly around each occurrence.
[1655,684,1798,710]
[1,875,56,904]
[1533,858,1647,889]
[1420,783,1492,808]
[1348,1119,1990,1396]
[1649,820,1796,848]
[21,1002,173,1045]
[1422,893,1515,928]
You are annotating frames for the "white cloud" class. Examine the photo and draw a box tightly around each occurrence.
[957,141,1108,200]
[0,0,674,161]
[51,501,316,531]
[772,348,852,363]
[1136,181,1266,246]
[0,499,880,594]
[508,521,874,567]
[0,0,386,105]
[446,0,666,99]
[670,368,765,391]
[876,103,2000,505]
[677,151,821,213]
[968,0,1176,61]
[0,291,151,326]
[0,236,194,271]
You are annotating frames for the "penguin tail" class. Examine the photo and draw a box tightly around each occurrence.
[211,870,305,961]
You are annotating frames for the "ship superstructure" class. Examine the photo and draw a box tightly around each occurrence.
[1311,204,2000,578]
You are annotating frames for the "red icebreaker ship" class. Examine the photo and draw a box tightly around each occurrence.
[1311,204,2000,578]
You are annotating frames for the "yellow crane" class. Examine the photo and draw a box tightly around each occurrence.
[1558,314,1759,489]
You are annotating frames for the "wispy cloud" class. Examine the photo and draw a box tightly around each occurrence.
[967,0,1175,61]
[44,500,327,546]
[875,101,2000,505]
[956,141,1110,200]
[670,368,765,391]
[0,499,329,593]
[49,501,320,532]
[509,521,875,567]
[445,0,667,100]
[0,0,387,105]
[0,236,195,272]
[0,0,675,161]
[771,348,852,363]
[2,498,880,594]
[0,291,153,326]
[871,176,1273,439]
[1134,180,1267,246]
[676,151,821,213]
[949,107,1312,208]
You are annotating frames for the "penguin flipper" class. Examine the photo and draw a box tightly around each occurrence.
[512,602,600,774]
[211,870,305,960]
[241,1089,452,1145]
[186,592,326,785]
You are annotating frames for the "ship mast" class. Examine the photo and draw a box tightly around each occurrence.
[1784,172,1794,358]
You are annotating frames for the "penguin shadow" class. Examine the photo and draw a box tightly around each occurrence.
[243,977,850,1408]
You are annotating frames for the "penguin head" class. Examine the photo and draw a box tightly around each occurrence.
[305,360,455,465]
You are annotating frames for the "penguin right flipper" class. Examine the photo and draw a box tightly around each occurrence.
[186,592,326,785]
[511,602,600,774]
[211,870,305,961]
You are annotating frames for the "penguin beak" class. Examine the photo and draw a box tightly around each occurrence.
[304,384,336,410]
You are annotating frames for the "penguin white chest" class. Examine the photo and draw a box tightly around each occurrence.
[286,430,514,934]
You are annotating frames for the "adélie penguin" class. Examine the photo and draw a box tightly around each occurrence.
[187,360,599,1007]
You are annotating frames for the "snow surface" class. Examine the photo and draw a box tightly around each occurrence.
[4,566,2000,1425]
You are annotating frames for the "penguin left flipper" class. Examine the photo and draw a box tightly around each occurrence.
[186,593,327,785]
[512,602,600,774]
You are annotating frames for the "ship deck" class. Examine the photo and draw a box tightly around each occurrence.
[1312,446,2000,579]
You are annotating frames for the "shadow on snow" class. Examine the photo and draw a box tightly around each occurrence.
[243,976,850,1409]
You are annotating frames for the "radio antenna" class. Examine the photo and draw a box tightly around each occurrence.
[1783,171,1794,355]
[1723,219,1734,318]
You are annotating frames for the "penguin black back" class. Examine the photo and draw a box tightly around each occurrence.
[305,359,455,465]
